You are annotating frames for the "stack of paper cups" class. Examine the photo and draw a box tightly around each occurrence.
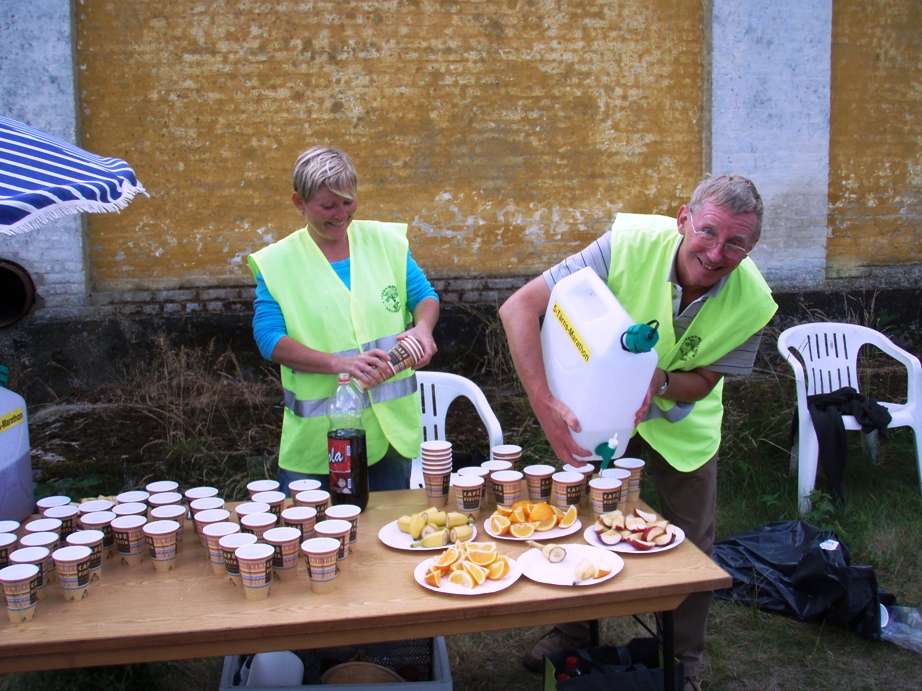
[491,444,523,472]
[420,440,453,507]
[358,336,425,391]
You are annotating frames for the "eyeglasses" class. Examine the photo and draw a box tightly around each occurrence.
[687,214,752,260]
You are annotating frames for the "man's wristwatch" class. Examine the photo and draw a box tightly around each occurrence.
[656,371,670,397]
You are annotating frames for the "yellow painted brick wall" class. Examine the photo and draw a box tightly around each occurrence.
[77,0,705,292]
[829,1,922,279]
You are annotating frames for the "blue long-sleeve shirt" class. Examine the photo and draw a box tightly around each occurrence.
[252,250,439,360]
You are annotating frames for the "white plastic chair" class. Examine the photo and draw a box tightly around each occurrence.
[777,322,922,513]
[409,371,504,489]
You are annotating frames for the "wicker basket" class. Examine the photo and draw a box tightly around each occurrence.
[321,661,404,684]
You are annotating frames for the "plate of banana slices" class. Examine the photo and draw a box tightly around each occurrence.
[378,508,478,551]
[518,541,624,586]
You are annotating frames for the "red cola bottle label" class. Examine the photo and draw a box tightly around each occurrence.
[327,427,369,511]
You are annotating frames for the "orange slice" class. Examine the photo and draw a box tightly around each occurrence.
[447,570,475,589]
[486,556,511,580]
[528,502,555,522]
[511,500,533,515]
[534,516,558,532]
[493,505,513,517]
[489,515,511,536]
[467,549,497,566]
[508,507,527,524]
[423,567,442,588]
[433,547,461,570]
[558,504,579,529]
[510,522,535,538]
[462,561,488,586]
[551,505,565,519]
[465,541,498,553]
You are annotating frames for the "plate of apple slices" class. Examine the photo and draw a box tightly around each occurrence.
[583,507,686,554]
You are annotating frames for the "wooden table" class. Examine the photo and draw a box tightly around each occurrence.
[0,490,730,688]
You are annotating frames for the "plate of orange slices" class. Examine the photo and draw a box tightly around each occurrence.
[482,500,582,541]
[414,541,522,595]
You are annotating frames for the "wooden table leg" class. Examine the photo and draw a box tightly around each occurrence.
[588,619,600,647]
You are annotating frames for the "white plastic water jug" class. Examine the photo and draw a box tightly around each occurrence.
[0,385,35,521]
[541,267,659,461]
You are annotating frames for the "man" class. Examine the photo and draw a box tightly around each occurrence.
[499,175,777,691]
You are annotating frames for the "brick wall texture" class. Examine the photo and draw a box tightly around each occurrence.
[76,0,705,296]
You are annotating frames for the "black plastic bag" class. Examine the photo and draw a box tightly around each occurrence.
[713,521,888,638]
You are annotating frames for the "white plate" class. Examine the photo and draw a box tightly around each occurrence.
[482,517,582,541]
[377,519,477,551]
[518,543,624,586]
[582,524,686,554]
[413,554,522,595]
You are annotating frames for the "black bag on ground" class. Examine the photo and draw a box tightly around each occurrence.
[544,638,683,691]
[713,520,888,638]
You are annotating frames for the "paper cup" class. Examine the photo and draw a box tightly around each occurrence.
[614,458,646,504]
[112,502,148,518]
[145,480,179,494]
[0,521,20,535]
[251,491,286,518]
[491,470,524,508]
[564,463,596,500]
[190,496,226,521]
[66,530,105,581]
[184,486,219,503]
[43,504,80,539]
[150,504,187,553]
[301,537,340,593]
[481,460,513,505]
[116,490,150,505]
[79,511,118,559]
[420,440,452,456]
[36,496,71,515]
[147,492,183,514]
[202,522,241,574]
[523,464,556,502]
[52,545,92,601]
[247,479,280,498]
[25,518,63,539]
[18,533,58,583]
[324,504,360,544]
[0,563,40,622]
[78,499,114,515]
[235,543,275,600]
[452,475,484,518]
[9,547,49,601]
[240,512,277,541]
[552,471,585,511]
[422,471,451,507]
[220,532,257,587]
[589,478,622,517]
[263,527,302,581]
[281,506,317,541]
[287,479,322,495]
[111,515,148,566]
[194,508,232,550]
[0,533,16,568]
[313,519,351,568]
[293,490,330,521]
[492,444,523,471]
[143,520,181,572]
[600,468,632,508]
[458,466,491,503]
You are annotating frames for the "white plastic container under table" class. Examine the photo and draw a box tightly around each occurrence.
[541,267,659,461]
[0,385,34,521]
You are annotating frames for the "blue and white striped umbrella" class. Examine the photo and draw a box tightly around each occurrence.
[0,115,147,235]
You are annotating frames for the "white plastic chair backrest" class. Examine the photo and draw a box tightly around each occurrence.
[415,371,503,449]
[777,323,869,397]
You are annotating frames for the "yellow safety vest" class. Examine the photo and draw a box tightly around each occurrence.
[607,213,778,470]
[248,221,422,474]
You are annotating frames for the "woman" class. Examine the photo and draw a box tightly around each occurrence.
[249,146,439,495]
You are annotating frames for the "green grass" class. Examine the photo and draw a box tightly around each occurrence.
[4,338,922,690]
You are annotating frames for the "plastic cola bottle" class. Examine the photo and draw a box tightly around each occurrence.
[326,374,369,511]
[541,267,660,462]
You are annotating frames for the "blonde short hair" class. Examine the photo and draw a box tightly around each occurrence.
[689,174,764,239]
[292,146,358,203]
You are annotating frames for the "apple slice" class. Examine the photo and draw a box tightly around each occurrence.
[600,512,614,528]
[626,536,656,551]
[619,529,633,539]
[652,531,675,547]
[633,507,658,523]
[642,525,666,542]
[625,515,647,532]
[609,511,626,530]
[593,519,608,533]
[599,529,622,546]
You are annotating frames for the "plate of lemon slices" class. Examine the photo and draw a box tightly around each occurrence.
[414,541,522,595]
[482,501,582,541]
[518,543,623,587]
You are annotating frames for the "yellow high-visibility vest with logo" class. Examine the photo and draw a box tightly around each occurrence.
[607,213,778,471]
[248,221,422,475]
